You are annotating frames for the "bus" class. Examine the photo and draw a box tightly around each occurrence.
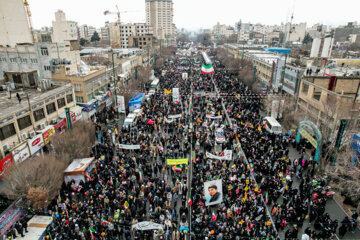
[150,78,159,90]
[263,116,282,134]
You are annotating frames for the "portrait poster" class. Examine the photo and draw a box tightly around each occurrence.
[204,179,223,206]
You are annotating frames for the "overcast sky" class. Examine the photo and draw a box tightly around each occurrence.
[30,0,359,30]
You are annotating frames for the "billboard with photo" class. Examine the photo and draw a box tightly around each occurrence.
[204,179,223,206]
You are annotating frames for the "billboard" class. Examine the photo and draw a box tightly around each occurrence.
[11,142,30,164]
[28,134,45,156]
[0,155,13,179]
[42,126,55,145]
[204,179,223,206]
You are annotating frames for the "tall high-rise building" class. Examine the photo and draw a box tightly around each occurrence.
[145,0,176,46]
[0,0,34,47]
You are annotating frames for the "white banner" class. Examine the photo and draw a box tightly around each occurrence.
[168,114,182,119]
[11,142,30,163]
[132,221,164,231]
[117,96,125,113]
[172,88,180,103]
[119,144,141,150]
[206,150,232,160]
[182,72,188,80]
[206,115,222,119]
[165,118,174,123]
[28,134,44,156]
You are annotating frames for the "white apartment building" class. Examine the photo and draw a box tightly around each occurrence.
[100,23,110,41]
[145,0,176,45]
[52,10,79,43]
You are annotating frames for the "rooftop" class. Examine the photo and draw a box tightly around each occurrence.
[0,84,72,120]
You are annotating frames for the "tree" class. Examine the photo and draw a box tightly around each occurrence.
[80,38,87,46]
[51,120,95,165]
[303,33,313,45]
[91,31,100,44]
[196,33,212,47]
[0,155,66,209]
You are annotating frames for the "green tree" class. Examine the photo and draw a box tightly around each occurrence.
[91,31,100,44]
[80,38,86,46]
[303,33,313,45]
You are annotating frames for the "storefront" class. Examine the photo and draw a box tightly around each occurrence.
[42,125,55,145]
[77,99,98,120]
[11,141,30,164]
[54,118,66,133]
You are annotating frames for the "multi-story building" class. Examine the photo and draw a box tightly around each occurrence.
[110,23,153,49]
[100,23,110,42]
[52,65,109,104]
[238,30,250,42]
[128,35,154,49]
[145,0,176,46]
[79,25,90,40]
[0,0,34,47]
[297,76,360,141]
[284,22,307,43]
[0,83,75,158]
[52,10,79,43]
[266,31,281,44]
[334,22,360,44]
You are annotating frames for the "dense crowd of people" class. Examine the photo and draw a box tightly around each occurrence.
[7,44,358,240]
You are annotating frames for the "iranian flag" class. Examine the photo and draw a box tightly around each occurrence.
[201,64,214,74]
[212,211,217,221]
[262,121,268,128]
[175,166,182,172]
[188,193,193,206]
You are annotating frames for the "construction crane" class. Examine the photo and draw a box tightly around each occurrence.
[104,5,140,25]
[24,0,35,43]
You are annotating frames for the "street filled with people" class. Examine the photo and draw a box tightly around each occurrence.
[38,44,359,240]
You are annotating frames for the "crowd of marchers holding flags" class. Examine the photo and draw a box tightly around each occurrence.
[8,44,357,240]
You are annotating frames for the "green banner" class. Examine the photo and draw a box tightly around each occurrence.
[167,158,188,165]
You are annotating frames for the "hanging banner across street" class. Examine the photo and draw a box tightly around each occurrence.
[166,158,189,165]
[206,115,222,119]
[168,114,182,119]
[118,144,141,150]
[206,150,232,160]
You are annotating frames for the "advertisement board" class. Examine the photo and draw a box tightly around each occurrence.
[11,142,30,163]
[28,134,44,156]
[0,155,13,179]
[42,126,55,145]
[54,118,66,133]
[299,128,318,148]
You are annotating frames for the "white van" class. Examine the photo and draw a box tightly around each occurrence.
[263,117,282,134]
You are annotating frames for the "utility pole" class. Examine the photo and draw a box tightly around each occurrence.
[111,51,118,116]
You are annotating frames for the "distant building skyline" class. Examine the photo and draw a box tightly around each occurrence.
[23,0,360,31]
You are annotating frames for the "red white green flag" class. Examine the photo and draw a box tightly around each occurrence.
[212,211,217,221]
[201,64,214,74]
[188,193,193,206]
[175,166,182,172]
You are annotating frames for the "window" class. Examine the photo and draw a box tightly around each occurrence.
[33,108,45,121]
[0,123,16,141]
[57,98,66,108]
[31,59,38,64]
[302,83,309,95]
[87,93,94,101]
[10,58,17,63]
[66,94,73,103]
[74,84,82,92]
[20,58,27,63]
[41,47,49,56]
[313,88,321,101]
[17,115,32,130]
[76,96,84,103]
[44,66,51,71]
[0,57,6,62]
[46,102,56,114]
